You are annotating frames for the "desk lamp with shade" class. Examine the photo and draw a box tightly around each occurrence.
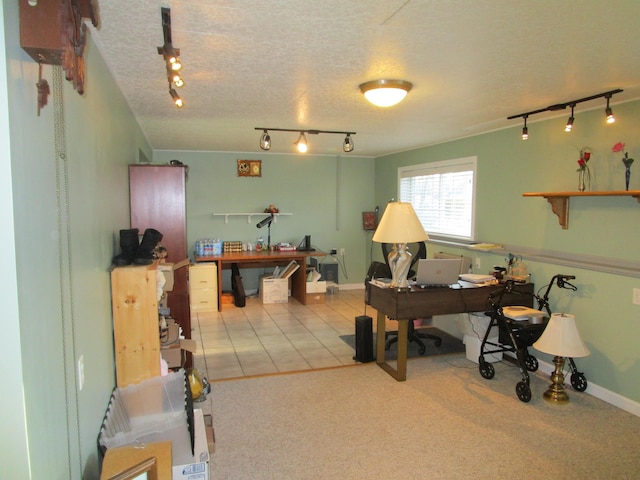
[372,202,429,289]
[533,313,590,404]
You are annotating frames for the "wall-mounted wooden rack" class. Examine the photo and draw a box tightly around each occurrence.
[212,212,292,224]
[522,191,640,229]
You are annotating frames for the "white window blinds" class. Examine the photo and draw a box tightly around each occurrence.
[399,157,477,240]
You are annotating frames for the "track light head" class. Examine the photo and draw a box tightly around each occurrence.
[565,105,575,132]
[169,88,183,108]
[294,132,308,153]
[259,130,271,150]
[522,116,529,140]
[169,71,184,87]
[605,95,615,123]
[343,134,354,152]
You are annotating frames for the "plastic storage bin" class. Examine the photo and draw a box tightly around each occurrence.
[98,370,194,465]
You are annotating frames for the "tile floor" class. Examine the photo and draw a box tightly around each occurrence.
[190,288,382,381]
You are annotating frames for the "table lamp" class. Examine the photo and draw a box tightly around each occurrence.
[372,202,428,289]
[533,313,590,404]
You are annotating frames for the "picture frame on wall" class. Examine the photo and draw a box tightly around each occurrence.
[237,159,262,177]
[362,211,377,231]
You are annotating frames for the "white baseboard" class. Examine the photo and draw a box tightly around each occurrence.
[534,360,640,417]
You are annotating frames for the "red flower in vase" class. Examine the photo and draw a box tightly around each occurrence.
[612,142,634,168]
[576,147,591,172]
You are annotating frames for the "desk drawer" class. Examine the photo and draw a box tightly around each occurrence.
[190,264,217,289]
[190,288,218,312]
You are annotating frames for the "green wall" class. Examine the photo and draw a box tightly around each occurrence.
[2,2,150,477]
[376,101,640,403]
[2,1,639,477]
[153,150,376,290]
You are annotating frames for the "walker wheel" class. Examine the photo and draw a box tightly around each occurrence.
[479,360,495,379]
[525,354,539,372]
[571,373,588,392]
[418,346,426,355]
[516,381,532,402]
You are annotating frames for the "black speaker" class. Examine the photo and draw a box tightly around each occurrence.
[354,316,374,363]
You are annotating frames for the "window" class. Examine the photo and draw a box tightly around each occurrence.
[398,156,477,241]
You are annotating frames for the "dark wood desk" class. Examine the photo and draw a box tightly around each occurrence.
[195,250,325,310]
[368,282,533,381]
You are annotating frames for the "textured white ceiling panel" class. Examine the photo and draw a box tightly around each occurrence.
[88,0,640,156]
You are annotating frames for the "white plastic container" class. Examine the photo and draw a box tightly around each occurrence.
[464,334,502,363]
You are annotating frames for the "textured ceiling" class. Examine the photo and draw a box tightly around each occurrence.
[88,0,640,157]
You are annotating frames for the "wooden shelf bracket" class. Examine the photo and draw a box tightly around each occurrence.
[523,191,640,229]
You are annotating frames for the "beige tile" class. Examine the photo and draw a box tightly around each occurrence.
[197,289,369,379]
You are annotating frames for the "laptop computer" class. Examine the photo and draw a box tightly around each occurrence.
[414,258,462,287]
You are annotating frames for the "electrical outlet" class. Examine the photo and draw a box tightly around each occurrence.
[474,257,481,270]
[78,355,85,391]
[340,248,345,256]
[633,288,640,305]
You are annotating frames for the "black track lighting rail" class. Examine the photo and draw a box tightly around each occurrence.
[507,89,623,120]
[255,127,356,153]
[254,127,356,135]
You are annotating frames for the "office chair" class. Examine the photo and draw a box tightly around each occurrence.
[381,242,442,355]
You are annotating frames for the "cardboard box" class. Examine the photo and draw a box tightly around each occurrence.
[260,277,289,304]
[172,409,210,480]
[305,292,325,304]
[158,259,189,292]
[306,280,327,304]
[161,339,197,369]
[306,280,327,294]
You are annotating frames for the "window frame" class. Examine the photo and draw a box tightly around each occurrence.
[398,156,477,242]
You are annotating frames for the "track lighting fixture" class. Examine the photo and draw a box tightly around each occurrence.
[254,128,357,153]
[294,132,308,153]
[522,115,529,140]
[565,104,575,132]
[359,79,413,107]
[169,88,183,108]
[259,130,271,150]
[157,7,186,106]
[343,134,354,153]
[605,94,615,123]
[508,89,622,139]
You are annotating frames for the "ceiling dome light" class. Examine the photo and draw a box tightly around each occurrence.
[359,79,413,107]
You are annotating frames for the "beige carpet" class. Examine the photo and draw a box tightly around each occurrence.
[209,354,640,480]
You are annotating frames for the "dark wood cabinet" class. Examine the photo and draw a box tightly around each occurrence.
[129,164,192,367]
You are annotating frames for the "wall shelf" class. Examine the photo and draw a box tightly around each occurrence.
[212,212,292,224]
[523,191,640,229]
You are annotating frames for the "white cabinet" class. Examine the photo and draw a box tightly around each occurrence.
[189,263,218,312]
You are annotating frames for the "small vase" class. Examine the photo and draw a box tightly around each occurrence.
[578,169,586,192]
[625,166,631,191]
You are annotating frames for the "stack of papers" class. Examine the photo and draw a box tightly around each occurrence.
[459,273,495,283]
[502,306,546,321]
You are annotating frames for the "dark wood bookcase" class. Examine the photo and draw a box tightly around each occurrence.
[129,164,192,368]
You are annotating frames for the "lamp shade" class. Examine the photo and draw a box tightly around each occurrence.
[372,202,428,244]
[533,313,590,358]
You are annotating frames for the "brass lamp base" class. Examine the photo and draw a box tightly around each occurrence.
[543,355,570,404]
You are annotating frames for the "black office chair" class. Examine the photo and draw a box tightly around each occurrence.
[381,242,442,355]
